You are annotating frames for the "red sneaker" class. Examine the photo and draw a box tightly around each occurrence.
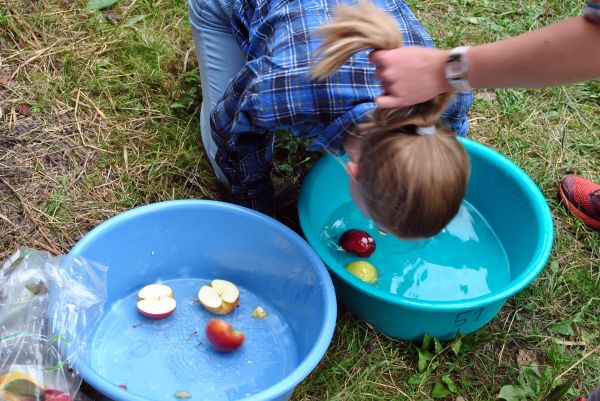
[559,175,600,231]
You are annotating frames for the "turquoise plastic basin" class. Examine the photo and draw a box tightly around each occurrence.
[298,138,553,341]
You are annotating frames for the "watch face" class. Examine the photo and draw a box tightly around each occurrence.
[446,61,466,78]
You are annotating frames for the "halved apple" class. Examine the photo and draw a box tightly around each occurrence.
[206,319,245,352]
[198,279,239,315]
[136,284,176,319]
[0,371,45,401]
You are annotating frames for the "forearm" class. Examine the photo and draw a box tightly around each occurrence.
[467,16,600,89]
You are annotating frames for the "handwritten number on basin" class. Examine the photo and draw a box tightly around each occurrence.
[454,308,485,327]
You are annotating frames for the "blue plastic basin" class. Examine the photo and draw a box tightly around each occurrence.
[298,137,553,341]
[69,200,337,401]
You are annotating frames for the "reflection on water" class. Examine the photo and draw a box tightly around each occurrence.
[321,201,510,301]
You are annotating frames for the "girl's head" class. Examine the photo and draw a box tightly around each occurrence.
[312,1,470,239]
[346,121,469,239]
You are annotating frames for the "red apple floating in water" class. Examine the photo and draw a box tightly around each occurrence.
[206,319,245,352]
[44,390,72,401]
[198,279,240,315]
[339,229,376,257]
[136,284,176,319]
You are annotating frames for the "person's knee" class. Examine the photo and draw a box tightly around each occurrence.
[188,0,232,31]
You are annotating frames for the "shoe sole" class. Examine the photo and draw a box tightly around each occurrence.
[559,184,600,231]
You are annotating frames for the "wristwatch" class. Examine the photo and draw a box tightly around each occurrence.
[445,46,472,91]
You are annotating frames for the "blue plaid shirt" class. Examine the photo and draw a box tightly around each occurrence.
[210,0,473,214]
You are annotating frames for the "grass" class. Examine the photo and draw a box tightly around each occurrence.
[0,0,598,400]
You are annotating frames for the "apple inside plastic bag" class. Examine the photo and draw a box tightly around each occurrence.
[0,248,108,400]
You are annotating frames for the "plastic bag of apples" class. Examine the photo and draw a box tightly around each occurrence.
[0,248,108,401]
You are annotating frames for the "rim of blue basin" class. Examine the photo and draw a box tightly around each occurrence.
[70,200,337,401]
[299,137,554,312]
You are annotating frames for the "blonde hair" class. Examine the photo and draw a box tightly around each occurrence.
[312,1,470,239]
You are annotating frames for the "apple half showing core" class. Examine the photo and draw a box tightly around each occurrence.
[198,279,240,315]
[136,284,176,319]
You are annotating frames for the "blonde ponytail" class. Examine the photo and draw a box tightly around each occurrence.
[311,1,402,80]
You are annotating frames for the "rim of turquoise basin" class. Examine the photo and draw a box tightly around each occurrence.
[70,200,338,401]
[298,137,554,312]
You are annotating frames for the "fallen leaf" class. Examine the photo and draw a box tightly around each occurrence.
[16,104,32,116]
[125,15,146,26]
[516,349,537,367]
[104,12,120,24]
[475,90,497,101]
[0,75,17,88]
[175,392,191,399]
[44,153,68,171]
[548,321,575,337]
[85,0,119,11]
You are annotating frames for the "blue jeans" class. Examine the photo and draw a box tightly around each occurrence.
[589,385,600,401]
[188,0,244,186]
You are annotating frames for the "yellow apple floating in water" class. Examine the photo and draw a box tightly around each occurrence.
[198,279,240,315]
[136,284,176,319]
[346,261,378,284]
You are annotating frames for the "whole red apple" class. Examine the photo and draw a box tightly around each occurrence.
[206,319,245,352]
[44,390,72,401]
[339,229,376,257]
